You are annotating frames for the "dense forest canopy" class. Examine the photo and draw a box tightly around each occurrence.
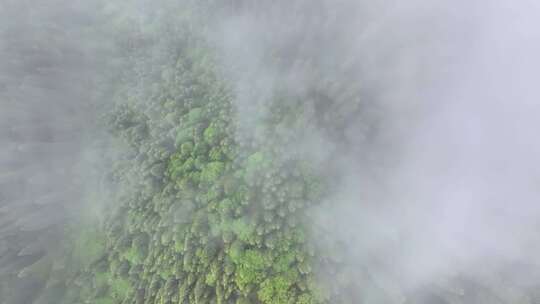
[1,0,540,303]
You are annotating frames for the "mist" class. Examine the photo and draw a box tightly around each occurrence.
[1,0,540,303]
[211,0,540,301]
[0,1,113,301]
[331,1,540,301]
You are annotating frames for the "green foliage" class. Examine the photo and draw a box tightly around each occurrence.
[258,275,295,304]
[230,218,255,243]
[55,2,343,304]
[8,1,533,304]
[72,227,107,269]
[200,161,225,183]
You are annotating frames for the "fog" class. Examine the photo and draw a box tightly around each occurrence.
[212,0,540,301]
[0,1,110,301]
[1,0,540,302]
[326,0,540,301]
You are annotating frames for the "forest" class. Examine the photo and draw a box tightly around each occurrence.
[1,0,540,303]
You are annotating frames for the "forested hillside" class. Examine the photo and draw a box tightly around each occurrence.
[0,0,112,302]
[1,1,540,303]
